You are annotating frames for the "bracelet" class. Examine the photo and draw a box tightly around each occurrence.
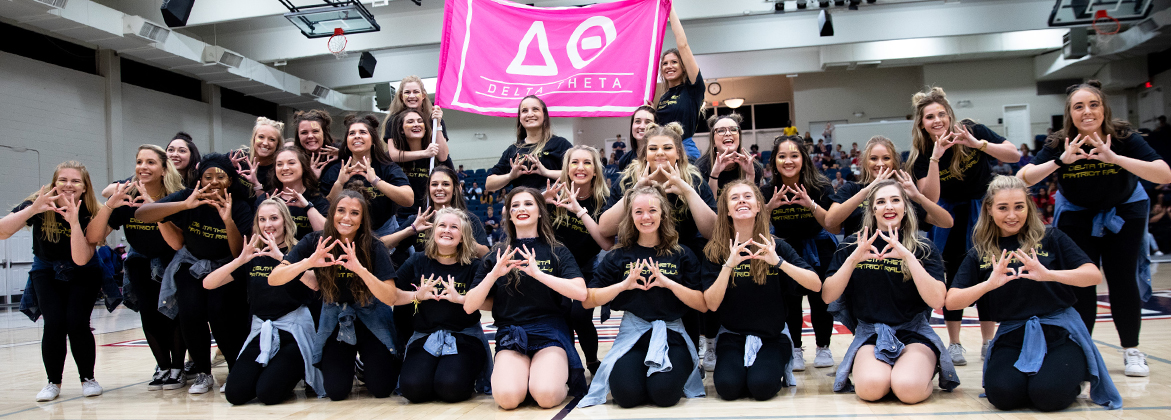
[929,157,940,163]
[411,224,418,233]
[102,203,113,211]
[371,176,381,185]
[576,209,589,219]
[709,174,719,180]
[978,140,989,152]
[723,261,736,269]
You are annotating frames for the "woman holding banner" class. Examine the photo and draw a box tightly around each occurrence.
[385,108,452,224]
[656,8,704,162]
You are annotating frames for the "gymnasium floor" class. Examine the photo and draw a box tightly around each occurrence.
[2,273,1169,419]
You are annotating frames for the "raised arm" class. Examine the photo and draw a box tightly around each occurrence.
[668,8,699,83]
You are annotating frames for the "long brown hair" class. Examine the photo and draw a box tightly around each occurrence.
[340,114,392,165]
[493,187,563,290]
[23,161,100,244]
[703,113,761,181]
[291,109,335,153]
[423,207,478,265]
[552,145,609,227]
[768,135,829,191]
[906,87,970,181]
[613,186,680,256]
[269,146,321,195]
[318,189,377,306]
[514,95,554,157]
[1046,80,1132,151]
[427,166,468,211]
[387,108,433,160]
[656,49,707,115]
[858,179,926,280]
[704,180,771,284]
[380,75,436,138]
[971,176,1045,262]
[628,105,657,154]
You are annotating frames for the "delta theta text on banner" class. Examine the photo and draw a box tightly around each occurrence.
[436,0,671,118]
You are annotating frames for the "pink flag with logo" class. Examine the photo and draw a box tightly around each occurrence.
[436,0,671,117]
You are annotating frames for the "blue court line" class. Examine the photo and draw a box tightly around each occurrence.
[0,379,150,418]
[583,406,1171,420]
[1093,340,1171,365]
[552,395,582,420]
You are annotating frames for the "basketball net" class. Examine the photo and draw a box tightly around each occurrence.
[1092,9,1121,52]
[328,28,348,59]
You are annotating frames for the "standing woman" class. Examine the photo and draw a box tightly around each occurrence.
[907,87,1020,365]
[385,108,452,223]
[1017,80,1171,377]
[1,162,103,401]
[382,75,449,137]
[763,136,838,371]
[204,199,323,405]
[821,180,958,404]
[363,208,492,403]
[235,117,285,196]
[265,146,327,240]
[135,153,255,394]
[702,180,821,401]
[656,7,704,161]
[542,145,613,373]
[86,146,187,391]
[485,96,572,192]
[320,114,413,235]
[946,176,1121,411]
[617,106,657,171]
[697,114,764,194]
[578,186,705,408]
[462,187,588,410]
[290,109,339,180]
[268,189,400,401]
[168,132,202,186]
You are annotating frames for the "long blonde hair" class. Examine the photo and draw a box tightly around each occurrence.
[127,145,184,197]
[971,176,1045,262]
[23,161,100,244]
[859,136,904,184]
[553,145,609,227]
[613,186,680,256]
[619,122,702,193]
[906,87,970,181]
[249,117,285,161]
[858,179,926,280]
[253,199,298,250]
[703,180,771,285]
[423,207,478,265]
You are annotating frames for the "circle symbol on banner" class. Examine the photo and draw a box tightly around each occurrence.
[567,16,617,70]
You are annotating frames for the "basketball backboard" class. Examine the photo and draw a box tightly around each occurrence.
[281,0,380,39]
[1048,0,1154,27]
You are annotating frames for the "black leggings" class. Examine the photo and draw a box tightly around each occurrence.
[399,333,486,403]
[785,293,831,348]
[609,330,693,408]
[714,333,792,401]
[984,325,1086,412]
[225,330,304,405]
[1059,213,1145,348]
[319,320,400,401]
[569,301,599,363]
[174,266,251,374]
[125,258,185,371]
[31,267,101,384]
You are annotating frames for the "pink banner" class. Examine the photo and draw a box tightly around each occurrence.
[436,0,671,117]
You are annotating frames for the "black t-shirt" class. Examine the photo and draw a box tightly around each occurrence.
[829,181,866,237]
[656,71,705,140]
[246,252,313,321]
[1033,132,1162,216]
[548,196,603,276]
[695,154,765,194]
[951,228,1092,322]
[12,200,93,262]
[157,189,254,261]
[825,235,946,325]
[616,148,637,172]
[319,158,410,230]
[254,193,329,240]
[590,245,701,322]
[764,183,834,241]
[395,155,454,219]
[699,240,811,339]
[394,252,482,333]
[107,204,172,259]
[283,231,397,304]
[389,210,489,267]
[912,124,1006,202]
[489,136,573,191]
[470,237,583,326]
[235,164,274,195]
[603,174,716,252]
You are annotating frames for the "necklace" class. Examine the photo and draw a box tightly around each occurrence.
[437,252,458,259]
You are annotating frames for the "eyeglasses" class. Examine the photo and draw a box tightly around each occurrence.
[714,127,740,135]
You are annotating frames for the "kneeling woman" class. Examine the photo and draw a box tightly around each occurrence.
[268,189,400,401]
[703,180,821,401]
[462,187,588,409]
[946,176,1121,411]
[821,180,957,404]
[204,199,323,405]
[579,186,706,409]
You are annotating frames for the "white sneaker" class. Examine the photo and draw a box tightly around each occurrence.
[36,383,60,402]
[81,379,102,397]
[948,343,968,366]
[188,373,215,394]
[792,347,806,371]
[219,382,226,393]
[813,346,834,368]
[1124,348,1150,377]
[702,337,717,372]
[981,340,990,361]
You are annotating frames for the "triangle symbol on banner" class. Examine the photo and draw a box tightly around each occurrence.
[506,21,558,77]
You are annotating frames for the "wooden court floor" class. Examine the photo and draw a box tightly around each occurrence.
[2,274,1170,419]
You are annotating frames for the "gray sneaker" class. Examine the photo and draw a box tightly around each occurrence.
[147,368,167,391]
[188,373,215,394]
[813,346,834,368]
[981,340,990,361]
[948,343,968,366]
[162,369,186,390]
[791,347,806,371]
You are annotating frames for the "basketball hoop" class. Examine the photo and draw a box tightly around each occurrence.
[328,28,348,59]
[1092,10,1121,52]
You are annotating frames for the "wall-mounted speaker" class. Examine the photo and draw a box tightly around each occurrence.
[161,0,195,27]
[358,52,377,79]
